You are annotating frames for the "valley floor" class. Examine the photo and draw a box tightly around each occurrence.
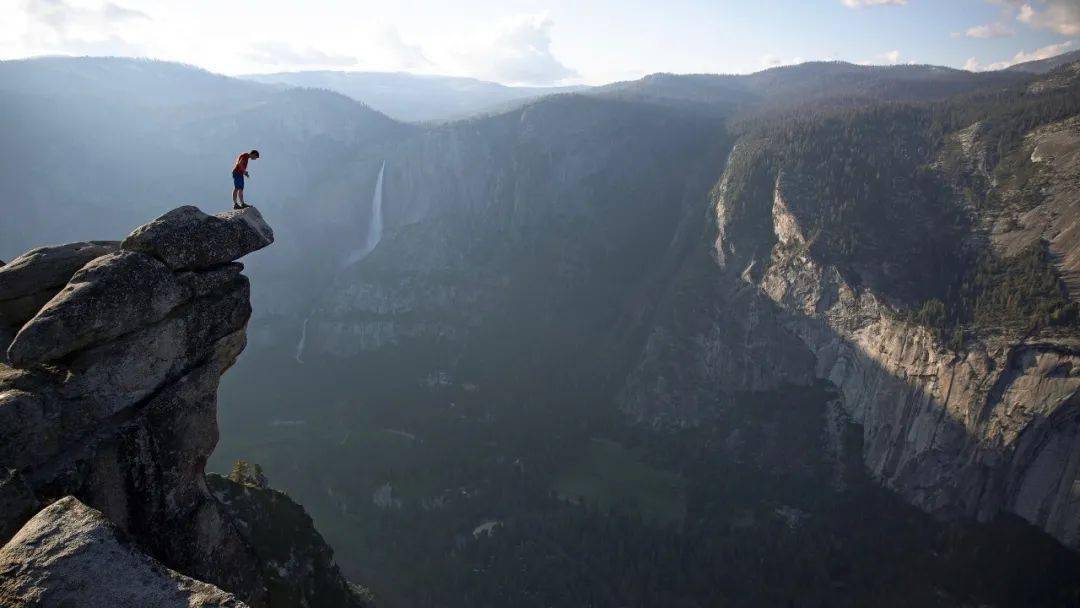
[212,350,1080,607]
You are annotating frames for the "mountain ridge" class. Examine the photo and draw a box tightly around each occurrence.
[243,69,588,122]
[1007,49,1080,74]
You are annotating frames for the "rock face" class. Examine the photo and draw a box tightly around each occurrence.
[709,138,1080,548]
[7,251,185,365]
[999,116,1080,299]
[759,231,1080,544]
[0,497,247,608]
[0,241,118,355]
[0,242,118,325]
[0,207,365,607]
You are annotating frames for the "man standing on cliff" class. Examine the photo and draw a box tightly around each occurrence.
[231,149,260,210]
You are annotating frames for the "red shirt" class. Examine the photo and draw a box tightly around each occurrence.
[233,153,251,175]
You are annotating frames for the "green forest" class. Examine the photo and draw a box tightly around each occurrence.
[224,373,1080,607]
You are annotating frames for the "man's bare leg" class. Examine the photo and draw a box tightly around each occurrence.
[238,188,246,207]
[232,187,240,207]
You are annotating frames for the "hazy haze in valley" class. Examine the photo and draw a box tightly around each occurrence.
[4,1,1080,606]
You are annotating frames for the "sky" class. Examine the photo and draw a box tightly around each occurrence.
[0,0,1077,85]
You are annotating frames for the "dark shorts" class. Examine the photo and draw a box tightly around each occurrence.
[232,172,244,190]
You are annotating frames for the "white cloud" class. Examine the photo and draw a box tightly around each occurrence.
[25,0,148,34]
[964,39,1076,70]
[957,22,1015,38]
[453,14,577,85]
[0,0,171,64]
[377,26,431,70]
[19,0,150,54]
[99,2,147,23]
[984,0,1080,35]
[842,0,907,7]
[245,42,358,69]
[1016,1,1080,35]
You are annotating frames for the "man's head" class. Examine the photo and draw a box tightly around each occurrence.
[250,149,260,159]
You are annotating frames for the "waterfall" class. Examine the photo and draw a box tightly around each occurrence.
[295,317,310,364]
[366,160,386,254]
[300,161,386,364]
[342,160,386,267]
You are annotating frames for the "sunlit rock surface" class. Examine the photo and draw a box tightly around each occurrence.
[0,497,248,608]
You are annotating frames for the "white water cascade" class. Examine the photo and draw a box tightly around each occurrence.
[343,160,386,267]
[296,160,386,364]
[294,317,310,364]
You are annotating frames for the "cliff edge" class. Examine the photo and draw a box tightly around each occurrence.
[0,206,366,607]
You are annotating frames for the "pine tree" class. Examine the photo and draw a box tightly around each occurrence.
[228,459,251,484]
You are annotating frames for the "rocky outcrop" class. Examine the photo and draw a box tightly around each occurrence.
[121,206,274,271]
[0,497,247,608]
[0,206,365,606]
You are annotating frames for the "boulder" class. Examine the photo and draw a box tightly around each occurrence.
[121,206,274,271]
[0,496,248,608]
[0,241,118,326]
[7,251,184,366]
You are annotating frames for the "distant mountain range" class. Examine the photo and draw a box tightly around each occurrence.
[242,56,1056,123]
[243,71,588,122]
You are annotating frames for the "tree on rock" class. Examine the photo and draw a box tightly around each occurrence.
[228,460,269,489]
